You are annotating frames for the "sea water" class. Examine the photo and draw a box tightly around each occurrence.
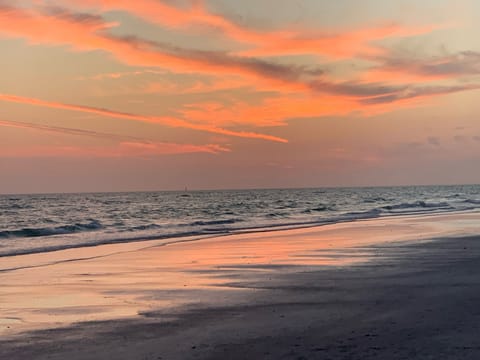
[1,185,480,257]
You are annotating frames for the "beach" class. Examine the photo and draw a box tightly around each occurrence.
[2,211,480,359]
[3,0,480,358]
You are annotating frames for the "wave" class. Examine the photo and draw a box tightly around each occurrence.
[0,219,343,258]
[341,208,383,220]
[188,218,240,226]
[4,187,480,260]
[0,230,210,259]
[0,203,33,210]
[126,224,162,231]
[0,204,477,259]
[0,220,102,239]
[363,197,389,204]
[265,212,288,218]
[302,204,335,213]
[381,201,451,211]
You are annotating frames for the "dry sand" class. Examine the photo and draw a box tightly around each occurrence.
[2,212,480,359]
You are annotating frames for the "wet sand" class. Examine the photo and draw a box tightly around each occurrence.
[2,212,480,359]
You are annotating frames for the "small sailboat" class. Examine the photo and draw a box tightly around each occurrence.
[179,186,191,197]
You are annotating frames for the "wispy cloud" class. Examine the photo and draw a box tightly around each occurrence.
[0,5,321,87]
[0,118,146,142]
[0,94,287,143]
[77,69,167,81]
[67,0,438,59]
[0,142,228,158]
[1,2,479,147]
[1,5,475,104]
[363,50,480,83]
[360,84,480,105]
[0,119,230,156]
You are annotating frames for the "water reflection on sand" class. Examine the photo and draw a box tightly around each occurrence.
[2,211,480,336]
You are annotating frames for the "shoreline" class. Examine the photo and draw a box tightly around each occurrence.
[3,209,474,275]
[3,211,480,358]
[2,207,477,260]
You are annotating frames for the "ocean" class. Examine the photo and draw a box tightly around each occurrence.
[1,185,480,258]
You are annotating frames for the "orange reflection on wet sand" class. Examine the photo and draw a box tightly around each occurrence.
[2,211,480,337]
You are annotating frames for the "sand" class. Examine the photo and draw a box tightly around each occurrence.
[2,211,480,359]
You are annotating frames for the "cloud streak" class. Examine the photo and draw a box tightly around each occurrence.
[0,119,145,142]
[0,4,449,97]
[0,2,478,147]
[0,5,474,103]
[0,5,321,89]
[0,119,230,155]
[363,50,480,83]
[360,84,480,105]
[0,143,227,158]
[68,0,438,59]
[0,94,287,143]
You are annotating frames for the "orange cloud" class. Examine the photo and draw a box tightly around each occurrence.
[0,3,477,139]
[0,4,469,106]
[0,5,320,90]
[179,81,480,127]
[237,23,440,59]
[178,96,357,127]
[0,93,287,143]
[69,0,438,59]
[142,76,252,95]
[360,69,449,84]
[67,0,295,45]
[0,3,445,102]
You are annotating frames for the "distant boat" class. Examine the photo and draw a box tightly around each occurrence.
[179,186,191,197]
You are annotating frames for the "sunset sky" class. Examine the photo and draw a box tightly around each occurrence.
[1,0,480,193]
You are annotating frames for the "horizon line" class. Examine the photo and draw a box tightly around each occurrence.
[1,182,480,197]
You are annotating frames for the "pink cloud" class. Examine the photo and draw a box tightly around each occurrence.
[0,93,288,143]
[0,142,230,158]
[0,118,231,157]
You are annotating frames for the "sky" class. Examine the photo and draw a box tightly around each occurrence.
[1,0,480,193]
